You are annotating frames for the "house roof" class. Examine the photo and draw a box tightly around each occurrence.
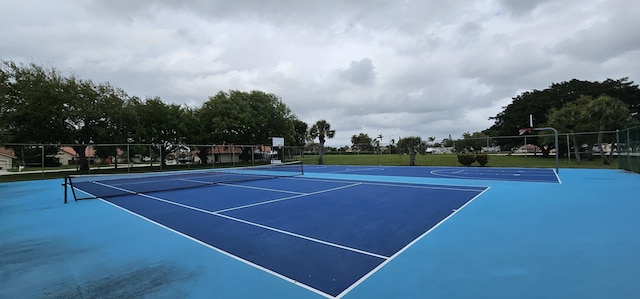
[0,147,16,159]
[188,146,247,155]
[58,146,96,157]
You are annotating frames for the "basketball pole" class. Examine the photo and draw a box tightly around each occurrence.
[533,127,559,174]
[529,114,559,174]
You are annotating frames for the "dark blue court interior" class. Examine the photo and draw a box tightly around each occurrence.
[80,175,486,297]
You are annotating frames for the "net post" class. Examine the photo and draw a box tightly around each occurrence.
[64,176,68,204]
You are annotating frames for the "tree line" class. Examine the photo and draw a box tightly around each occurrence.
[345,78,640,165]
[0,61,337,170]
[484,78,640,164]
[3,60,639,169]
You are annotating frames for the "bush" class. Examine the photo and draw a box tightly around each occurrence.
[457,154,476,166]
[475,154,488,166]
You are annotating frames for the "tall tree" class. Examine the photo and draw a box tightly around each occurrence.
[589,95,632,164]
[397,136,423,166]
[546,95,631,164]
[1,61,128,171]
[129,97,190,167]
[0,63,10,143]
[546,98,588,163]
[486,78,640,151]
[198,90,296,145]
[351,133,373,151]
[291,119,309,147]
[308,120,335,164]
[2,61,68,143]
[374,133,384,154]
[63,78,130,170]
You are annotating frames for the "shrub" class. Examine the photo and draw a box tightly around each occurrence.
[457,154,476,166]
[475,154,488,166]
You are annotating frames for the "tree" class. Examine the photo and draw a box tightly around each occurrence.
[308,120,335,164]
[291,119,309,147]
[546,98,588,163]
[351,133,373,151]
[486,78,640,151]
[397,136,423,166]
[63,78,131,170]
[1,61,129,171]
[198,90,296,145]
[2,61,69,143]
[547,95,631,164]
[129,97,191,167]
[196,90,298,162]
[374,133,383,154]
[0,63,10,143]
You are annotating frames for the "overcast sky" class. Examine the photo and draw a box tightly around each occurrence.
[2,0,639,146]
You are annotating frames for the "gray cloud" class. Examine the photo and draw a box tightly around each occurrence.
[339,58,377,86]
[498,0,551,16]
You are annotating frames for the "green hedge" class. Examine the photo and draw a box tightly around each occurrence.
[457,154,476,166]
[457,153,489,166]
[475,154,488,166]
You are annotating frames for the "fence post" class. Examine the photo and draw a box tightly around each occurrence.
[41,144,45,178]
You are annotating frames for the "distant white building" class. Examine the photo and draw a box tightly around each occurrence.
[426,147,455,154]
[481,145,501,153]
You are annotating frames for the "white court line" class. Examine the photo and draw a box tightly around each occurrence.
[217,182,306,194]
[95,198,332,299]
[138,191,388,260]
[92,182,386,260]
[429,168,559,182]
[283,176,488,192]
[214,183,363,213]
[94,181,138,194]
[358,181,485,192]
[553,168,563,184]
[335,186,491,299]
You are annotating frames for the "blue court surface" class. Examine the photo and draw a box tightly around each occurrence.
[2,166,640,298]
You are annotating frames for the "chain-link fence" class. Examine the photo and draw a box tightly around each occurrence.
[618,126,640,173]
[0,143,283,178]
[2,127,638,177]
[285,129,627,168]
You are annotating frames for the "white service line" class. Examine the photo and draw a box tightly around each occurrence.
[94,181,386,260]
[214,183,363,213]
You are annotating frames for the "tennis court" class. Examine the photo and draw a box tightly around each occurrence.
[2,164,639,298]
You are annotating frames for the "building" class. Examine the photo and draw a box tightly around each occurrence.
[0,147,16,172]
[55,146,99,166]
[209,145,243,163]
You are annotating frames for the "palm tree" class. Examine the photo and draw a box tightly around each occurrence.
[308,120,335,164]
[397,136,423,166]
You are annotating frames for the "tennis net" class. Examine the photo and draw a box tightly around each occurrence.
[65,161,304,201]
